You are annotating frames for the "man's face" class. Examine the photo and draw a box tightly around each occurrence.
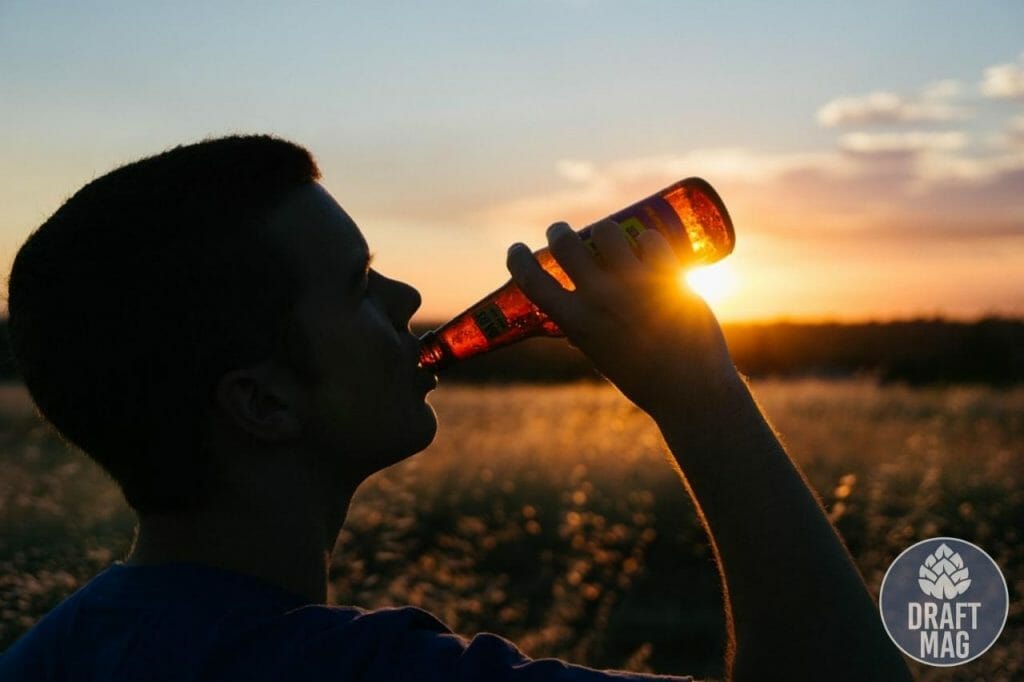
[266,183,437,480]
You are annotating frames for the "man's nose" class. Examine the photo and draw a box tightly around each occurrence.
[381,275,422,328]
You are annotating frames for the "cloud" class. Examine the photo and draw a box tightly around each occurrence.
[473,148,861,240]
[983,115,1024,151]
[839,131,968,155]
[561,148,855,185]
[474,141,1023,248]
[980,53,1024,99]
[817,81,967,127]
[1008,116,1024,148]
[913,150,1024,187]
[921,79,961,100]
[556,160,597,183]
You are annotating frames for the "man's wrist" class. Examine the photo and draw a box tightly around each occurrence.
[646,365,750,428]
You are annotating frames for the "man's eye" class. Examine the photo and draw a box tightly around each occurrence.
[350,266,373,299]
[356,269,375,299]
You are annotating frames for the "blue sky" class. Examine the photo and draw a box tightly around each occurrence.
[2,1,1022,320]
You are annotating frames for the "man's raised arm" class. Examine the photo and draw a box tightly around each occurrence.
[506,220,912,682]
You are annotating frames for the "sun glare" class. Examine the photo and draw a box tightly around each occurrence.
[682,261,738,304]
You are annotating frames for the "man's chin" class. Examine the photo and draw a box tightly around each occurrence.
[409,403,438,451]
[381,405,438,469]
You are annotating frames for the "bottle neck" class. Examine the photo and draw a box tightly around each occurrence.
[417,330,449,370]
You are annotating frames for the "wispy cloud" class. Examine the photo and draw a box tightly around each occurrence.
[1006,115,1024,148]
[474,148,859,240]
[980,52,1024,99]
[817,81,967,127]
[559,149,856,186]
[476,140,1023,244]
[838,131,967,155]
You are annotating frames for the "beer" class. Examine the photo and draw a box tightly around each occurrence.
[418,177,734,370]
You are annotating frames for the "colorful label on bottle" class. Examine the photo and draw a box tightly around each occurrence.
[618,216,645,241]
[579,195,689,260]
[582,217,645,257]
[473,303,510,340]
[619,195,684,236]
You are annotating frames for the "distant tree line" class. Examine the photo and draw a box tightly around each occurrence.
[721,317,1024,386]
[410,317,1024,386]
[1,317,1021,386]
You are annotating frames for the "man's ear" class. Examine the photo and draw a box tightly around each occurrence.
[214,362,302,442]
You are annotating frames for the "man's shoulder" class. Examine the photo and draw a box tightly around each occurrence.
[2,568,695,682]
[284,604,459,658]
[290,606,694,682]
[273,602,453,647]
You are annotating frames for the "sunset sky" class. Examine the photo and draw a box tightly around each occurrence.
[2,1,1022,322]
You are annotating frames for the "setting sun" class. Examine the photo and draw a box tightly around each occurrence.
[682,261,738,304]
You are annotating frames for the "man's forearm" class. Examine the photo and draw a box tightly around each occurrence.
[653,373,912,682]
[503,224,912,679]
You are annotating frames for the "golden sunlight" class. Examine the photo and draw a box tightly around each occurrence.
[682,261,738,304]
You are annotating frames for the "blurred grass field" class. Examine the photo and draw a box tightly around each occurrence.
[0,379,1021,681]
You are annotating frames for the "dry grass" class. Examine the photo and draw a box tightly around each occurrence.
[0,380,1021,680]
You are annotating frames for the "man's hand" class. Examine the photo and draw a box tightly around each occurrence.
[506,219,913,681]
[506,220,739,421]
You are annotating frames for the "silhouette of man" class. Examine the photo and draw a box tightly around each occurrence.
[1,136,911,681]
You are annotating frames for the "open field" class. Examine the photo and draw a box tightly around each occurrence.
[1,380,1021,680]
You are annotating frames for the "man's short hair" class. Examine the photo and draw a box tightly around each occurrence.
[6,135,321,514]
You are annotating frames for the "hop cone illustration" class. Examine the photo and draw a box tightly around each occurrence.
[918,543,971,599]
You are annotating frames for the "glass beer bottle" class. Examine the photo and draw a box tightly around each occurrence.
[418,177,735,370]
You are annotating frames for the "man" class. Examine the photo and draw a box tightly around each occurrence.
[1,136,911,681]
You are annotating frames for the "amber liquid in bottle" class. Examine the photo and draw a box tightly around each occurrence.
[419,177,735,370]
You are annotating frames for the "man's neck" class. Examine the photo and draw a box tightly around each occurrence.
[127,503,340,604]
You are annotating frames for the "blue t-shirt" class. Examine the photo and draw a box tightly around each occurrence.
[0,563,692,681]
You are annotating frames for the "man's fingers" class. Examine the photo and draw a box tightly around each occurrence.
[590,220,644,278]
[546,222,602,290]
[506,243,576,326]
[637,229,679,276]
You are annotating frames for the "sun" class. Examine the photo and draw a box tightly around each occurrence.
[681,261,739,304]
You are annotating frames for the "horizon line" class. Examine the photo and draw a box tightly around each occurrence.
[411,313,1024,328]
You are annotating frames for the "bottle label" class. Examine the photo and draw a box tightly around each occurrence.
[582,217,644,257]
[473,303,510,340]
[579,195,687,259]
[617,216,645,242]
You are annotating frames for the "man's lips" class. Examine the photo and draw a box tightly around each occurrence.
[417,366,438,391]
[406,332,437,390]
